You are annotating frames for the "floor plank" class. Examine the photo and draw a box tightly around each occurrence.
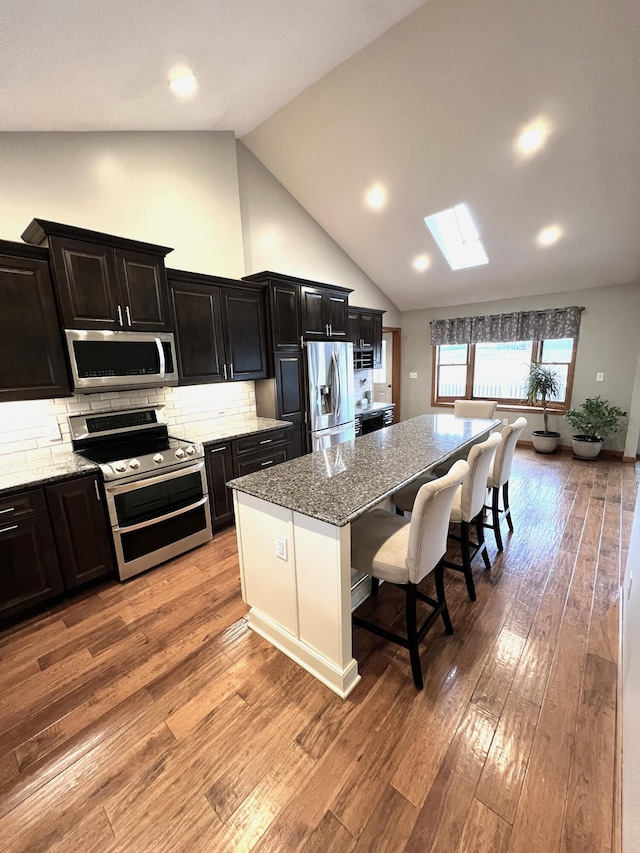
[0,452,631,852]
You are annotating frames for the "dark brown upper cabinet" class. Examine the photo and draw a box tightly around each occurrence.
[300,285,349,339]
[243,271,352,344]
[21,219,173,332]
[0,240,71,402]
[349,306,385,369]
[168,269,268,385]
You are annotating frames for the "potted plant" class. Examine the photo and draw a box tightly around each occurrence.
[564,396,627,459]
[525,361,562,453]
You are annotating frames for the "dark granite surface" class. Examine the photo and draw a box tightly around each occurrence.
[0,452,99,497]
[0,418,292,497]
[182,417,293,446]
[228,414,500,527]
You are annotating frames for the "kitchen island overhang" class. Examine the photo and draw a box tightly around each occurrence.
[229,414,500,698]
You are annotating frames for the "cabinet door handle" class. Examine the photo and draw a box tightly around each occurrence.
[0,525,18,535]
[94,480,101,501]
[259,439,272,445]
[329,324,333,336]
[229,363,234,380]
[117,305,123,326]
[261,460,274,467]
[209,446,227,453]
[325,324,329,336]
[0,507,15,515]
[223,364,228,381]
[125,306,132,327]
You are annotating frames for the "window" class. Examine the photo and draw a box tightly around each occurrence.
[433,338,576,409]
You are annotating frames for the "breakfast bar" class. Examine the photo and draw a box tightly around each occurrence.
[229,414,499,697]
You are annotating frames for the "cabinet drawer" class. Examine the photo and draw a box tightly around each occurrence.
[232,429,290,457]
[0,489,47,521]
[233,447,289,478]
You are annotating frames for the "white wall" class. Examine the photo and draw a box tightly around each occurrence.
[236,141,400,325]
[0,131,245,278]
[401,283,640,453]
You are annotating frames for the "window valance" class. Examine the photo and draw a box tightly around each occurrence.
[430,306,584,346]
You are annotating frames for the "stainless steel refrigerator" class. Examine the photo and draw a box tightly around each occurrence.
[306,341,356,451]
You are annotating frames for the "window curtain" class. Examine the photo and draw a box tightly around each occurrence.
[430,306,583,346]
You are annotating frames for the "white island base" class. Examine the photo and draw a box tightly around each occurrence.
[234,491,361,698]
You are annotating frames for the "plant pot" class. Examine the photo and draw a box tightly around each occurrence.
[571,435,603,460]
[532,430,561,454]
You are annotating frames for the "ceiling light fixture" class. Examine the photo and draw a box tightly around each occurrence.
[424,203,488,270]
[365,184,386,210]
[413,255,430,272]
[516,117,551,158]
[537,224,563,246]
[169,72,198,98]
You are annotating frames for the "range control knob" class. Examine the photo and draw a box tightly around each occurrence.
[129,459,140,470]
[114,462,127,473]
[153,453,164,464]
[175,448,185,459]
[185,445,196,456]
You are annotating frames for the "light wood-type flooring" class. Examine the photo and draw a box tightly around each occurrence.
[0,448,636,852]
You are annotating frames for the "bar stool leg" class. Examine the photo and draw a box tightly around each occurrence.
[491,486,503,551]
[405,584,423,690]
[460,521,477,601]
[434,562,453,634]
[503,482,513,531]
[475,512,492,570]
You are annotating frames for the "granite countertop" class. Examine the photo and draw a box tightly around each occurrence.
[181,416,293,446]
[0,452,99,497]
[229,414,499,527]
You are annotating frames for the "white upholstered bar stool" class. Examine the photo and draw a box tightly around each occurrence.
[443,432,501,601]
[394,432,502,602]
[485,417,527,551]
[350,460,469,689]
[453,399,498,418]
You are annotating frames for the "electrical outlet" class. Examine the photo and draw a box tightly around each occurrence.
[47,421,62,442]
[409,372,418,379]
[502,418,509,426]
[596,372,604,382]
[275,534,287,561]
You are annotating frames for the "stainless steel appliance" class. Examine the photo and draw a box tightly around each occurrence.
[70,406,211,581]
[65,329,178,394]
[306,341,356,451]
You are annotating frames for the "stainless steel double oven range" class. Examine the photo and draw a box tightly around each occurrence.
[70,406,212,581]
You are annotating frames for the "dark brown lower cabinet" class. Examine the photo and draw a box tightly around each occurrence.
[45,475,115,589]
[204,428,292,532]
[205,443,235,531]
[0,508,64,625]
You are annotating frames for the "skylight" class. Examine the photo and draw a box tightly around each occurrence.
[424,203,489,270]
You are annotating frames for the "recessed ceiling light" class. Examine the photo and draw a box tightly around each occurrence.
[537,224,563,246]
[169,72,198,98]
[413,255,430,272]
[424,203,488,270]
[516,117,551,158]
[365,184,386,210]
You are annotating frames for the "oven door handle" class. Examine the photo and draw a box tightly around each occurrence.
[105,460,205,496]
[114,495,209,534]
[156,336,166,378]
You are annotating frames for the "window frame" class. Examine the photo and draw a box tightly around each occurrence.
[431,338,577,411]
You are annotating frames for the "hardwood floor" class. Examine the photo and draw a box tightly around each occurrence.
[0,448,635,852]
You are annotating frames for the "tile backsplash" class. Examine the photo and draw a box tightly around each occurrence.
[354,368,374,410]
[0,382,257,464]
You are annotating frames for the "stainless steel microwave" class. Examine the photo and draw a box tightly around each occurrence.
[64,329,179,394]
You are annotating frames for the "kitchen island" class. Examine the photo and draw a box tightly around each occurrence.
[229,414,499,697]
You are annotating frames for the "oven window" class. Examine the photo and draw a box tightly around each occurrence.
[114,471,203,526]
[121,504,208,562]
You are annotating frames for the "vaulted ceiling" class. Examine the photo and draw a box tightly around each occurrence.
[4,0,639,311]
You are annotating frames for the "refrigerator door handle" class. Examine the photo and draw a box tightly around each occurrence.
[332,350,341,422]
